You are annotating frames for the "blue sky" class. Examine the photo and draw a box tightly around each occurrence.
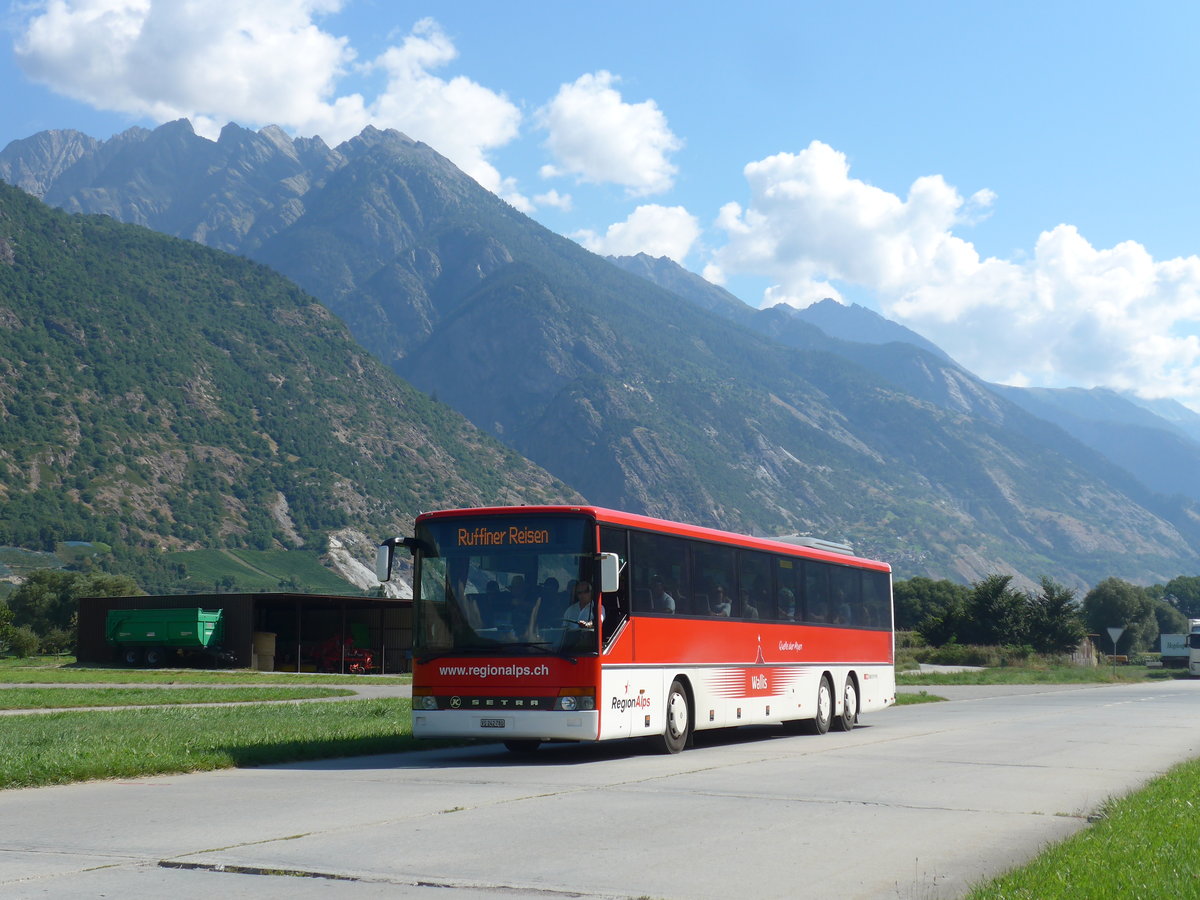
[3,1,1200,411]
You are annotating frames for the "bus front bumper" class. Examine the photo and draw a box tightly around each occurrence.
[412,709,600,742]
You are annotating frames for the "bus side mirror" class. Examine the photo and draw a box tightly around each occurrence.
[599,552,621,594]
[377,536,428,581]
[376,541,398,583]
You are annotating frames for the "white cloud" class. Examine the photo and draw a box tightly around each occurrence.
[573,205,699,263]
[536,71,681,196]
[368,18,521,195]
[16,0,356,134]
[13,5,521,195]
[533,189,573,211]
[711,141,1200,409]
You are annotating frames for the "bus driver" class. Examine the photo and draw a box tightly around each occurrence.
[563,582,601,629]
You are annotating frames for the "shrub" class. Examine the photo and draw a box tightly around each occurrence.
[39,627,76,655]
[6,626,41,658]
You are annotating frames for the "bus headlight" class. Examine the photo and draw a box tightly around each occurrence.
[555,694,595,711]
[419,695,438,710]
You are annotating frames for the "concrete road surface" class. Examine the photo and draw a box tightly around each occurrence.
[2,679,1198,899]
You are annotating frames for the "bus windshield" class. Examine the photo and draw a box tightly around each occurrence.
[412,514,598,658]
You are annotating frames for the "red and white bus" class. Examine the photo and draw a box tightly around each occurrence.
[377,505,894,753]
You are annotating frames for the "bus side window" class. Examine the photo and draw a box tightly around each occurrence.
[737,551,771,619]
[805,562,829,623]
[861,571,891,629]
[630,530,689,615]
[693,542,735,618]
[774,557,800,621]
[829,565,860,625]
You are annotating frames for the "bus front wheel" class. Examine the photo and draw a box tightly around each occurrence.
[657,679,690,754]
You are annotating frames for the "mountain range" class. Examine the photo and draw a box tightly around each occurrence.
[2,120,1199,590]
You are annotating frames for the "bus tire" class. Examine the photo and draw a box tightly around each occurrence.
[834,676,858,732]
[657,679,690,754]
[802,674,833,735]
[121,648,142,666]
[504,740,541,754]
[144,647,166,667]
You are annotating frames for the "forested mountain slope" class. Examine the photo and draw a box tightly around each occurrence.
[0,180,576,589]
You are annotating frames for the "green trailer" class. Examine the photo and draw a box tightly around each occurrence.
[105,608,227,667]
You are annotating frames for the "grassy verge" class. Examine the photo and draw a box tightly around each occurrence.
[0,698,421,789]
[0,686,355,709]
[0,656,410,685]
[966,757,1200,898]
[896,665,1183,686]
[893,690,944,705]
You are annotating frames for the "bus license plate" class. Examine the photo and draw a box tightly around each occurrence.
[480,718,506,728]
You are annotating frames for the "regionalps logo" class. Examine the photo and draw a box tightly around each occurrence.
[611,691,651,712]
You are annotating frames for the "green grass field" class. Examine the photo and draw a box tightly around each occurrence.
[0,698,418,789]
[0,686,355,708]
[0,656,410,685]
[896,665,1184,686]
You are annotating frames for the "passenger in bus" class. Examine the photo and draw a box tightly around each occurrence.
[832,588,853,625]
[650,575,676,613]
[536,578,563,629]
[739,588,760,618]
[503,576,541,641]
[777,587,797,620]
[466,580,502,629]
[709,585,732,616]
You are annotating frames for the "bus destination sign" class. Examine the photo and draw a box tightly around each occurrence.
[457,525,552,547]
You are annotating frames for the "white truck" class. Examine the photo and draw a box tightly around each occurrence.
[1190,620,1200,677]
[1160,632,1189,667]
[1160,620,1200,674]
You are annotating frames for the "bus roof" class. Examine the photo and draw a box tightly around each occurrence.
[414,505,891,573]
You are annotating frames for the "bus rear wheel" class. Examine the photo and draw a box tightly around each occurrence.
[834,677,858,732]
[657,679,690,754]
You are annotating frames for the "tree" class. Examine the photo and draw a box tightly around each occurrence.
[0,599,14,648]
[7,570,76,636]
[7,570,142,642]
[1151,599,1188,638]
[1161,575,1200,619]
[963,574,1028,646]
[894,577,970,631]
[1082,578,1157,655]
[1025,577,1085,654]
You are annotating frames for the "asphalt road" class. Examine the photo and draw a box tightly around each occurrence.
[2,679,1198,899]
